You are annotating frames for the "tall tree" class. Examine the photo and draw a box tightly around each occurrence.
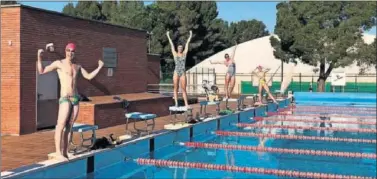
[60,1,270,74]
[354,37,377,73]
[62,2,76,17]
[226,20,269,45]
[100,1,117,22]
[110,1,148,29]
[66,1,103,21]
[271,1,376,92]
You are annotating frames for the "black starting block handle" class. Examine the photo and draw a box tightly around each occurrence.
[113,96,130,109]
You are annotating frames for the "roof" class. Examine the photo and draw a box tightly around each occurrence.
[188,33,376,75]
[1,4,147,33]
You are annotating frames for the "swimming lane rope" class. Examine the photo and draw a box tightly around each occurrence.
[254,117,376,125]
[178,142,376,159]
[289,108,376,115]
[135,158,376,179]
[236,123,377,133]
[267,112,376,119]
[214,131,376,144]
[292,106,376,112]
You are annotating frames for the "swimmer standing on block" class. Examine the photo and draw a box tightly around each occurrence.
[166,30,192,108]
[37,43,104,161]
[209,42,238,99]
[252,65,278,104]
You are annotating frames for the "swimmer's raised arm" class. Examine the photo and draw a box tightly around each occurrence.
[166,31,177,57]
[80,59,104,80]
[183,30,192,55]
[37,49,60,74]
[230,41,238,61]
[250,67,258,75]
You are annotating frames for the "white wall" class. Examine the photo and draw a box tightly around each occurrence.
[186,34,376,94]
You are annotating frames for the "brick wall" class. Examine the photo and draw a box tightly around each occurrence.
[76,97,172,129]
[1,5,150,135]
[1,7,21,135]
[147,54,161,84]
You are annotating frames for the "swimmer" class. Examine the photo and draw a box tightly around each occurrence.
[166,30,192,108]
[252,65,278,105]
[37,43,104,161]
[209,42,238,99]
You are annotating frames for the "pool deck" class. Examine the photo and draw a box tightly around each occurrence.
[1,99,245,172]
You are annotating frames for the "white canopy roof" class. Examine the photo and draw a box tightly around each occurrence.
[188,33,376,75]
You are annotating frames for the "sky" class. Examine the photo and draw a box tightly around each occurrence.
[21,1,376,35]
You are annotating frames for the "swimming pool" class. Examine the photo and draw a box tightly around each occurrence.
[2,92,376,179]
[93,117,375,178]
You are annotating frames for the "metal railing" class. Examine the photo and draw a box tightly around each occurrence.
[151,70,376,95]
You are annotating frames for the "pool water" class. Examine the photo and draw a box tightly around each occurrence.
[88,111,376,179]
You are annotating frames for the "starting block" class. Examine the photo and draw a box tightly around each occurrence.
[164,123,192,130]
[199,100,220,119]
[222,98,235,111]
[237,95,247,111]
[48,152,74,160]
[245,94,258,106]
[69,123,98,155]
[125,112,156,137]
[168,106,193,124]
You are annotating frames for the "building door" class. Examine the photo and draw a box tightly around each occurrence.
[36,61,59,130]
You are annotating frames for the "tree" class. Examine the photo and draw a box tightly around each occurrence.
[354,37,377,73]
[63,1,104,21]
[226,20,269,45]
[60,1,270,74]
[270,1,376,92]
[109,1,149,29]
[62,2,76,17]
[100,1,117,22]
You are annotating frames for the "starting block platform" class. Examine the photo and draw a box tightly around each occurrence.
[164,122,192,130]
[199,100,220,118]
[168,106,194,124]
[69,123,98,155]
[125,112,157,137]
[48,153,74,160]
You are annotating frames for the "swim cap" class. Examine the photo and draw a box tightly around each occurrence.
[65,43,76,51]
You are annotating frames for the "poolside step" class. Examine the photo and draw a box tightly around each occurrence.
[47,152,74,160]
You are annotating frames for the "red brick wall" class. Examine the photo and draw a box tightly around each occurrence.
[76,97,172,129]
[1,7,21,135]
[2,5,150,135]
[147,54,161,84]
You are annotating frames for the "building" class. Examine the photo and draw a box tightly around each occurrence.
[1,4,161,135]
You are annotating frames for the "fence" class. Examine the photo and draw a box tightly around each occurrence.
[152,69,376,95]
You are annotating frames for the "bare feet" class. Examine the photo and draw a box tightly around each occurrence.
[54,154,69,162]
[63,152,70,159]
